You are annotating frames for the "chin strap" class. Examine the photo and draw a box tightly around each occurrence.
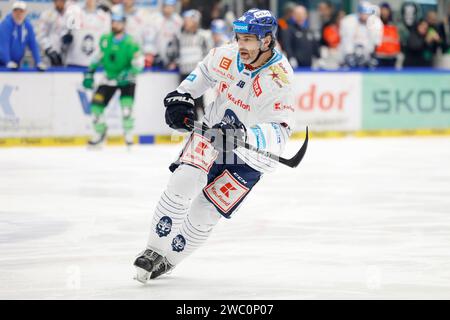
[248,36,275,66]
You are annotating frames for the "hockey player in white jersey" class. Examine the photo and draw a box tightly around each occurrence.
[134,9,295,283]
[65,0,111,67]
[122,0,154,67]
[37,0,73,66]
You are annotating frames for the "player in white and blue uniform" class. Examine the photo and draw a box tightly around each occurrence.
[134,9,296,283]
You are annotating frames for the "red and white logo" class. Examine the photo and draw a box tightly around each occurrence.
[274,102,295,112]
[253,75,262,97]
[180,133,218,173]
[219,81,229,94]
[204,170,249,214]
[219,57,232,70]
[195,141,209,156]
[219,183,237,198]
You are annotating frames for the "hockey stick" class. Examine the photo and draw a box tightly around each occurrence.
[184,118,309,168]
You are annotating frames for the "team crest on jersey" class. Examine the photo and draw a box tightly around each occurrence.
[268,65,290,88]
[203,170,250,215]
[219,57,232,70]
[252,75,262,97]
[172,234,186,252]
[156,216,173,237]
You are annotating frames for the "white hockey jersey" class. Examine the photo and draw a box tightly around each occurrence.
[177,43,295,173]
[125,8,152,54]
[339,14,383,63]
[65,6,111,67]
[147,11,182,66]
[36,7,71,54]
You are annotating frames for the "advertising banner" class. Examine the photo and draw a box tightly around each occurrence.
[362,73,450,130]
[0,71,178,138]
[292,73,362,132]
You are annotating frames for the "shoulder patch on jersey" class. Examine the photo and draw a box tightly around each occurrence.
[268,64,290,88]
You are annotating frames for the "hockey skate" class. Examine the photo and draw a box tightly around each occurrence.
[133,249,164,283]
[87,130,107,148]
[150,257,174,280]
[124,132,134,148]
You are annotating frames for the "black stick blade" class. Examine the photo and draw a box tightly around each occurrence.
[279,126,309,168]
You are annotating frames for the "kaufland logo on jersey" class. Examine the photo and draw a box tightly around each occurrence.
[227,92,251,111]
[195,141,209,156]
[220,183,237,198]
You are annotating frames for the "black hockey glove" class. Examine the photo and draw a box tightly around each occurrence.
[205,120,247,153]
[163,90,195,131]
[45,48,63,66]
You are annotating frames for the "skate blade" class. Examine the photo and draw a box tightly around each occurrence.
[87,144,104,150]
[134,267,152,284]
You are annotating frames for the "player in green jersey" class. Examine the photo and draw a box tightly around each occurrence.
[82,5,144,147]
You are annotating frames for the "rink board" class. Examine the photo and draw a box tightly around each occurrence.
[1,70,450,147]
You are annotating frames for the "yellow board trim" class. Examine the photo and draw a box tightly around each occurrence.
[1,130,450,147]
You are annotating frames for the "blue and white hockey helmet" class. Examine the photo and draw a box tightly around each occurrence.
[211,19,228,34]
[163,0,177,6]
[233,9,278,39]
[111,4,126,22]
[358,1,375,15]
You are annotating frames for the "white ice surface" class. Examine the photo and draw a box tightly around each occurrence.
[1,137,450,299]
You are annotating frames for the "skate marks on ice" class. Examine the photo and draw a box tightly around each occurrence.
[1,139,450,299]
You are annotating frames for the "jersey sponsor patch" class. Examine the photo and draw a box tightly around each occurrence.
[253,75,262,97]
[186,73,197,82]
[219,81,229,93]
[219,57,232,70]
[274,102,295,112]
[180,133,218,173]
[203,170,250,215]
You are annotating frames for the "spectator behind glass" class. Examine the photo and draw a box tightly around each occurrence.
[318,1,339,49]
[374,2,400,67]
[280,5,320,68]
[211,19,230,47]
[0,1,46,70]
[339,1,383,68]
[425,10,448,53]
[65,0,111,68]
[37,0,72,66]
[122,0,153,67]
[398,1,422,49]
[147,0,183,68]
[172,9,213,117]
[403,19,440,67]
[277,1,296,50]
